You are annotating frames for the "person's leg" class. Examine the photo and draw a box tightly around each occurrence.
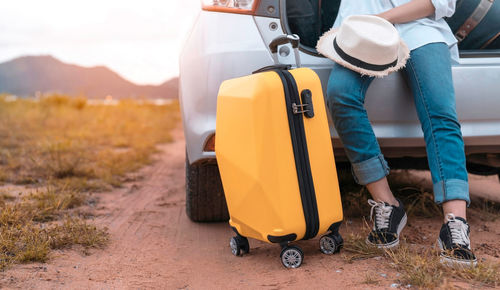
[326,63,385,187]
[327,64,397,205]
[403,42,469,217]
[327,63,406,248]
[366,179,398,206]
[403,42,476,265]
[442,200,466,219]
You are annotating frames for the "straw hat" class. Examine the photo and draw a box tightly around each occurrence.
[316,15,410,77]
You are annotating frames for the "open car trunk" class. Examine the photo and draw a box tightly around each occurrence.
[284,0,500,51]
[278,0,500,171]
[285,0,341,48]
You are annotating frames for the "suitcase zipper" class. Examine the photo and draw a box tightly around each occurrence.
[275,69,320,240]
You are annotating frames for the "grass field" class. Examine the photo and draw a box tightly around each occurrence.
[339,174,500,288]
[1,94,498,288]
[0,94,179,270]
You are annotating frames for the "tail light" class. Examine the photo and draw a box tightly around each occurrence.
[201,0,260,15]
[204,134,216,152]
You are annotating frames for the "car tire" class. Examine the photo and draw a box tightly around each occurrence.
[185,156,229,222]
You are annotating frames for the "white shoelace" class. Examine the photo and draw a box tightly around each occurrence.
[446,213,471,249]
[368,199,393,230]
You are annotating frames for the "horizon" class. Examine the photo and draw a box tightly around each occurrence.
[0,54,179,86]
[0,0,200,85]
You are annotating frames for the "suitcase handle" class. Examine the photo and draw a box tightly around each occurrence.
[252,64,291,74]
[269,34,302,68]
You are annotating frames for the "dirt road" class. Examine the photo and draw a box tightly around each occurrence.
[1,125,499,289]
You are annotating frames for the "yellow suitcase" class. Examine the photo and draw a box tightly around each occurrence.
[215,35,343,268]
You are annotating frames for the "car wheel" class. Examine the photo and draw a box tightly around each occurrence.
[185,155,229,222]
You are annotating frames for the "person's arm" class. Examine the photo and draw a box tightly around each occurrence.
[377,0,456,24]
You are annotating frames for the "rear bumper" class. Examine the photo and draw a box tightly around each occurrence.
[180,12,500,165]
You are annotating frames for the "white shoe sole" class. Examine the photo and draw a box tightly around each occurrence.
[365,213,407,249]
[436,239,478,267]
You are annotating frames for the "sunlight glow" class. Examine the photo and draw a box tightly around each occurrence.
[0,0,201,85]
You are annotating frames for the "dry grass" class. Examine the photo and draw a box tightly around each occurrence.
[388,172,443,218]
[46,217,109,251]
[0,181,109,271]
[340,170,448,219]
[385,245,445,288]
[385,244,500,288]
[0,214,109,270]
[342,234,500,288]
[339,170,500,288]
[0,95,179,271]
[0,94,179,189]
[469,199,500,222]
[342,231,383,263]
[361,272,381,285]
[0,222,51,268]
[340,186,372,218]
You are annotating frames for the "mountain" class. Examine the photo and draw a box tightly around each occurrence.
[0,55,177,99]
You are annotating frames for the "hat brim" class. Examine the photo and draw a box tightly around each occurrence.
[316,27,410,78]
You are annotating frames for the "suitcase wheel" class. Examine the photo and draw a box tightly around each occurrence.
[280,245,304,269]
[319,233,343,255]
[230,236,249,256]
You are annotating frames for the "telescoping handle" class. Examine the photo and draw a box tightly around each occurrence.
[269,34,301,68]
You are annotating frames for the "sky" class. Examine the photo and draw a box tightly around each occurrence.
[0,0,201,85]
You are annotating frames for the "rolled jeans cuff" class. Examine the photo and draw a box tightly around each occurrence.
[351,154,390,185]
[433,179,470,206]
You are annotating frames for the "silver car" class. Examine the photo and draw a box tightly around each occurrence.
[179,0,500,222]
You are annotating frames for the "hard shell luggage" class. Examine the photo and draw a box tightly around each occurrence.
[215,35,343,268]
[446,0,500,49]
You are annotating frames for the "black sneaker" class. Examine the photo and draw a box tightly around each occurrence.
[365,199,407,248]
[437,213,477,266]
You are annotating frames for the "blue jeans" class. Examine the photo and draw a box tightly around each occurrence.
[326,42,470,205]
